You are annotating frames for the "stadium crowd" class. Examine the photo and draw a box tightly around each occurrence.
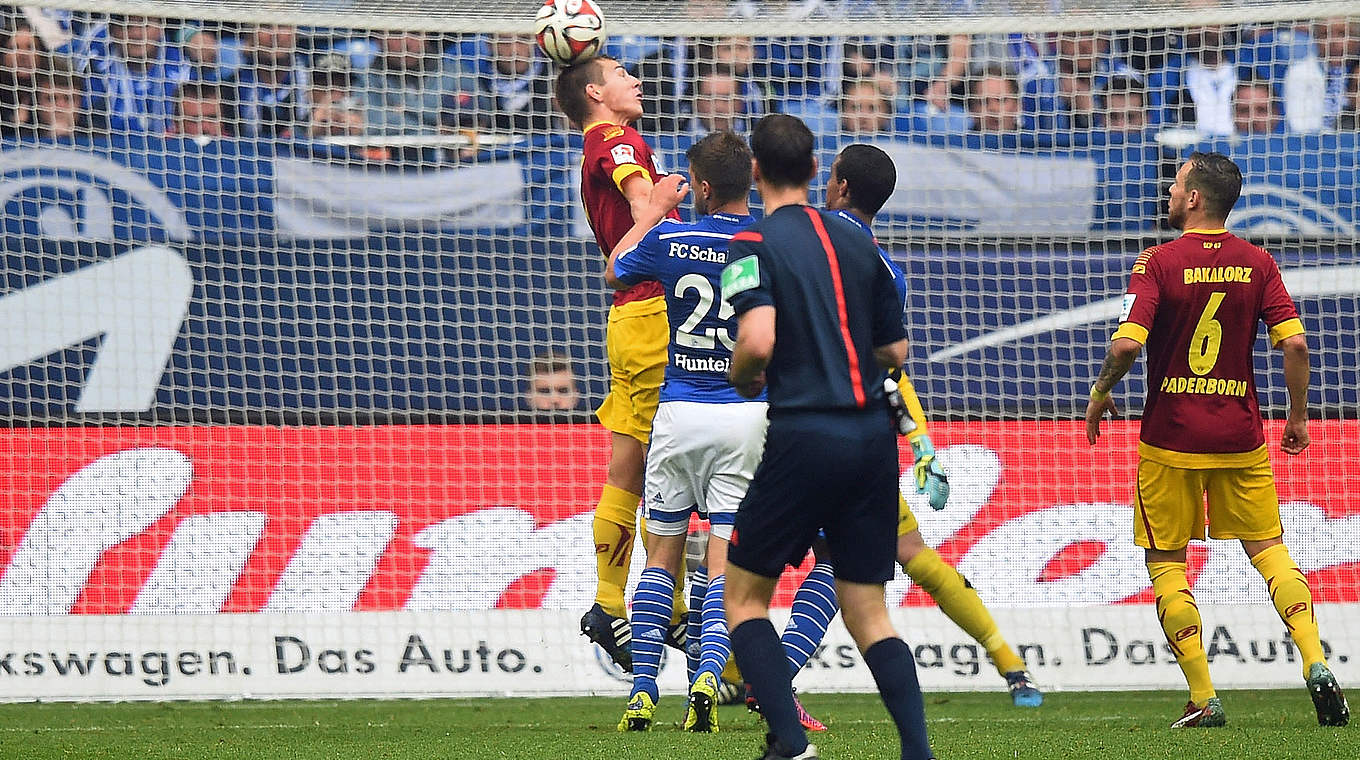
[0,5,1355,157]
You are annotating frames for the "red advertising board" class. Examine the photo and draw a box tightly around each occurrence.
[2,421,1357,613]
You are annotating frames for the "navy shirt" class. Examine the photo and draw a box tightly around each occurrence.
[613,211,762,404]
[830,209,908,313]
[722,204,906,411]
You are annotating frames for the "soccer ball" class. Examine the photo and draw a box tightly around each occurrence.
[534,0,607,67]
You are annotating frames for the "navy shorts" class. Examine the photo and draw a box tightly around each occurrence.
[728,408,899,584]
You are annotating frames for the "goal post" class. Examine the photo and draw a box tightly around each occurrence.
[0,0,1357,701]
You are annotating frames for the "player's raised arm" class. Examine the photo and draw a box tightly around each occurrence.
[604,174,690,289]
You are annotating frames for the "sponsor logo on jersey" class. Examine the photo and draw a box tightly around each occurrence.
[1119,294,1136,322]
[610,144,637,166]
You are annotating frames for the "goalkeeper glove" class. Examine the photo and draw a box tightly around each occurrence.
[910,435,950,511]
[884,370,917,437]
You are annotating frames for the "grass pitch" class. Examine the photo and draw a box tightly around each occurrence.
[1,689,1354,759]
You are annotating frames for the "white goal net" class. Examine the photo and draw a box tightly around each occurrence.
[0,0,1357,700]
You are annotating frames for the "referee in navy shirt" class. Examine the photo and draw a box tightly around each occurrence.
[720,114,933,760]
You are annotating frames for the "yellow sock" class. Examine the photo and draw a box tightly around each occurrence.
[1149,561,1215,705]
[1251,543,1326,676]
[592,484,641,617]
[905,548,1025,676]
[672,580,688,625]
[721,657,742,684]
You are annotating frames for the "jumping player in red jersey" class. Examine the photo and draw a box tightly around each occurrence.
[1087,152,1348,729]
[554,55,683,670]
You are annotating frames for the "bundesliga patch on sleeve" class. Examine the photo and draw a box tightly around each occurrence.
[610,144,637,166]
[1120,293,1136,321]
[722,256,760,300]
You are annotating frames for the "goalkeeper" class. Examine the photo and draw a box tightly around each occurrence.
[751,145,1041,715]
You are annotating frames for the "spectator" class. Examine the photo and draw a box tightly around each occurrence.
[633,29,769,134]
[1233,75,1282,135]
[839,74,895,134]
[82,14,190,133]
[0,19,45,137]
[172,80,230,139]
[1313,17,1358,129]
[1100,75,1150,137]
[525,351,582,411]
[476,33,553,133]
[1148,12,1242,135]
[177,22,245,83]
[687,65,753,135]
[967,64,1021,133]
[306,51,365,139]
[30,61,87,141]
[1049,30,1140,130]
[361,30,477,135]
[229,23,310,138]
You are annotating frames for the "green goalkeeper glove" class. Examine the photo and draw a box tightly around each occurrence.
[910,435,950,511]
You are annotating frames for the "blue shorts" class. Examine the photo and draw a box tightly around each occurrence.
[727,408,899,584]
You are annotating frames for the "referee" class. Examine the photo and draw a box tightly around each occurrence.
[721,114,933,760]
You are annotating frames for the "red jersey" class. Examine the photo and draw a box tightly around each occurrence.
[580,121,676,306]
[1114,229,1303,465]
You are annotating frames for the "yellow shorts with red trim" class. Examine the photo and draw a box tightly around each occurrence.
[1133,451,1282,551]
[595,297,668,444]
[897,493,918,537]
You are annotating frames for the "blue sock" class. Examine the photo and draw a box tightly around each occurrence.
[782,561,838,676]
[864,637,933,760]
[630,567,675,703]
[697,573,731,681]
[687,566,708,683]
[732,618,808,756]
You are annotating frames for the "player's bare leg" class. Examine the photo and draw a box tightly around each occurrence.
[582,432,646,670]
[1241,536,1349,726]
[896,525,1041,706]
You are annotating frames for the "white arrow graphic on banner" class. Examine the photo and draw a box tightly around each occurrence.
[928,265,1360,362]
[0,245,193,412]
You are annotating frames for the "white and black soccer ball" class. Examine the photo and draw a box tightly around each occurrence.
[534,0,607,67]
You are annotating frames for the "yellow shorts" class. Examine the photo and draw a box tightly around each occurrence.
[595,297,667,445]
[1134,455,1282,551]
[897,493,918,537]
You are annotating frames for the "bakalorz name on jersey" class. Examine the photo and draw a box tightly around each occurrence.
[668,242,727,263]
[673,352,730,374]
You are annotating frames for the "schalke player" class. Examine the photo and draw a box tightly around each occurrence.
[1087,152,1348,728]
[555,55,685,666]
[756,145,1041,720]
[604,132,760,733]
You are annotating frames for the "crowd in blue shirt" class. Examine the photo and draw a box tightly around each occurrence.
[0,7,1355,155]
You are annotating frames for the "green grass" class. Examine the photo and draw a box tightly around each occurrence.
[0,690,1353,759]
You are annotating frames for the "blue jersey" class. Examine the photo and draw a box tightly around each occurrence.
[613,211,759,404]
[831,209,907,313]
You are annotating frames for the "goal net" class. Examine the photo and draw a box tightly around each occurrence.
[0,0,1356,700]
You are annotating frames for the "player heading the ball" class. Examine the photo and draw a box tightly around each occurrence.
[555,54,688,669]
